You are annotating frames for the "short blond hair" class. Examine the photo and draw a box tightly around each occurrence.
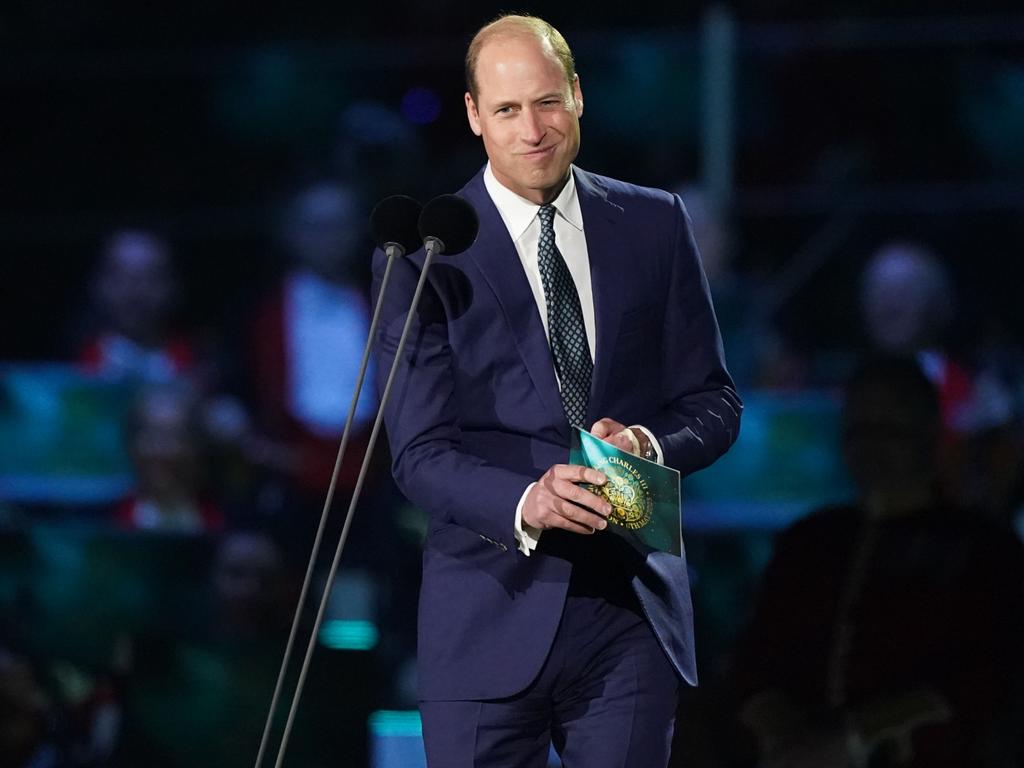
[465,14,576,102]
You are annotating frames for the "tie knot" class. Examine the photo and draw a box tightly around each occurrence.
[538,204,556,229]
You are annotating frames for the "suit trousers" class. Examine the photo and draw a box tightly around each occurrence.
[419,568,681,768]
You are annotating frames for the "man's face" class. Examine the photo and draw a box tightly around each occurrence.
[465,34,583,204]
[283,184,363,282]
[97,233,177,342]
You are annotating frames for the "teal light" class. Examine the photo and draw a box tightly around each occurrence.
[318,619,378,651]
[369,710,423,738]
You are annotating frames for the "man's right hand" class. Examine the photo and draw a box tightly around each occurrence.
[522,464,611,534]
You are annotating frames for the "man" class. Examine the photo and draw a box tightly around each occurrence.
[734,358,1024,766]
[249,180,378,499]
[372,14,740,767]
[79,229,193,382]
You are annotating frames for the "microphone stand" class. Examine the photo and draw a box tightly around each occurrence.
[252,243,402,768]
[268,238,442,768]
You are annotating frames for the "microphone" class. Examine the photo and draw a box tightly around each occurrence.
[254,193,422,768]
[418,193,479,257]
[370,194,424,258]
[260,194,478,768]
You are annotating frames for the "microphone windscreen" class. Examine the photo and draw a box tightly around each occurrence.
[418,194,479,256]
[370,195,424,255]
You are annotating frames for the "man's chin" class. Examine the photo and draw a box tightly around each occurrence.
[524,168,571,194]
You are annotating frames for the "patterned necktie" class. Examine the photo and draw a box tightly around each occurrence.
[537,204,592,428]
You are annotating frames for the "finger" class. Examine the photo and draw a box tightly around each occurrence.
[529,496,597,534]
[589,417,619,438]
[610,430,637,453]
[541,511,598,535]
[555,499,609,531]
[553,463,607,486]
[554,478,611,517]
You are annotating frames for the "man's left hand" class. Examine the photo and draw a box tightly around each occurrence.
[591,418,641,455]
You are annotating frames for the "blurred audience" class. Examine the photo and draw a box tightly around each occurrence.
[0,648,57,768]
[77,230,194,384]
[209,529,288,642]
[733,357,1024,767]
[114,384,224,533]
[859,242,972,430]
[9,91,1019,768]
[116,530,288,768]
[860,242,1024,527]
[115,529,370,768]
[333,101,427,204]
[963,341,1024,535]
[247,179,377,501]
[675,184,807,390]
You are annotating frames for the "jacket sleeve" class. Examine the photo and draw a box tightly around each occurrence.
[370,248,534,552]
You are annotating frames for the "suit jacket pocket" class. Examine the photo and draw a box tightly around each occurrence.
[428,522,508,558]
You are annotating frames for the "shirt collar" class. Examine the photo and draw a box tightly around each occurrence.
[483,162,584,242]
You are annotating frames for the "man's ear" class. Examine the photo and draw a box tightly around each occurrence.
[573,75,583,118]
[465,92,483,136]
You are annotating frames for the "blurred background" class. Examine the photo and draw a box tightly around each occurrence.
[2,1,1024,766]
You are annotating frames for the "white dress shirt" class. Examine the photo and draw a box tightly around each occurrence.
[484,163,597,365]
[482,164,663,555]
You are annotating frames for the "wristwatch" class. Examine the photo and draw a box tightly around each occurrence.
[631,428,657,462]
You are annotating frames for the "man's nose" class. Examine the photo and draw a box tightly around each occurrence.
[520,108,545,144]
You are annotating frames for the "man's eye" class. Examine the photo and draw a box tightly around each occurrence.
[496,106,513,115]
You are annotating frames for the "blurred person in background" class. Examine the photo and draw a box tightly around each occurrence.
[1,643,125,768]
[117,529,365,768]
[209,529,289,642]
[247,179,377,502]
[117,530,283,767]
[237,179,413,710]
[860,242,971,429]
[860,241,1024,525]
[733,357,1024,767]
[333,101,427,205]
[963,327,1024,538]
[114,384,224,533]
[78,230,195,383]
[674,184,804,390]
[0,648,57,768]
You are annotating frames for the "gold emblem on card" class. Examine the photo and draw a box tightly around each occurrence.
[588,458,653,530]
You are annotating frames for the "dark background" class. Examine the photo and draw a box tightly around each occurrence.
[2,2,1024,767]
[5,2,1024,361]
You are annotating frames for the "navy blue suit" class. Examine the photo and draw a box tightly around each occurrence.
[372,167,740,760]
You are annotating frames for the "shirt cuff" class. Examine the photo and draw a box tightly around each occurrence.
[514,483,542,556]
[629,425,664,464]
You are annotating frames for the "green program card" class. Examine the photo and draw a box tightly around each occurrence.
[570,427,682,557]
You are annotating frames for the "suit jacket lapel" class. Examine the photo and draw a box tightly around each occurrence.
[461,171,568,435]
[575,168,625,428]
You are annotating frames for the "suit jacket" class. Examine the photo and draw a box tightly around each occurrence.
[372,166,741,701]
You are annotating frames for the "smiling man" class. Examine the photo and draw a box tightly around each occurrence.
[372,14,741,768]
[463,23,583,205]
